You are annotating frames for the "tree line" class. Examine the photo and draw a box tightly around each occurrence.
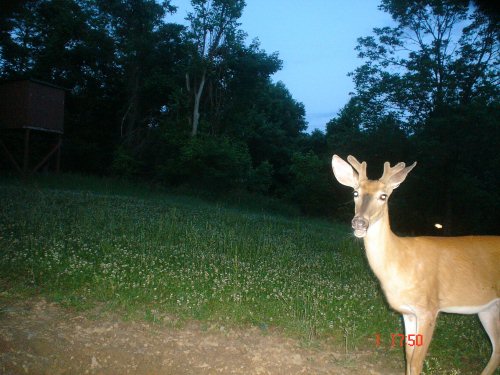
[1,0,498,235]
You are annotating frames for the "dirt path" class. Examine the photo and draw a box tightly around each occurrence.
[0,297,401,375]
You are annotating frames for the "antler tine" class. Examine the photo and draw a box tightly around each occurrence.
[347,155,367,181]
[380,161,406,183]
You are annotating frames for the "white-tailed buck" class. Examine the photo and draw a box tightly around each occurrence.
[331,155,500,375]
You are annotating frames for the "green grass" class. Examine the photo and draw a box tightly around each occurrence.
[0,174,495,374]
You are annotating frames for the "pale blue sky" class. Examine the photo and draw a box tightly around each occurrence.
[169,0,394,131]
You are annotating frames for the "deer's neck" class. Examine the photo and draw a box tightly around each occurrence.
[362,207,399,278]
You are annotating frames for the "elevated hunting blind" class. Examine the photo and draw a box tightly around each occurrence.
[0,79,65,175]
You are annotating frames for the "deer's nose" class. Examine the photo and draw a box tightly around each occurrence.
[352,216,369,231]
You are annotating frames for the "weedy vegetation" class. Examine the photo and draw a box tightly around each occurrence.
[0,175,494,374]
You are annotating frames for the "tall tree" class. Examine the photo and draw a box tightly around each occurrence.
[96,0,176,144]
[217,40,282,134]
[352,0,499,131]
[185,0,245,136]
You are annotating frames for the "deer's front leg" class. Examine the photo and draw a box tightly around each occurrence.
[402,311,438,375]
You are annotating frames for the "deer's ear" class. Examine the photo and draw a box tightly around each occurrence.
[387,162,417,189]
[332,155,358,188]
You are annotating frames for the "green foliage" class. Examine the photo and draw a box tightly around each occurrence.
[111,145,143,178]
[326,98,366,157]
[352,0,498,130]
[408,102,500,235]
[213,40,283,135]
[288,152,335,216]
[185,0,247,135]
[179,135,252,190]
[247,161,274,194]
[187,0,245,59]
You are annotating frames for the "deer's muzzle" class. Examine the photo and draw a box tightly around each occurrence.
[352,216,369,238]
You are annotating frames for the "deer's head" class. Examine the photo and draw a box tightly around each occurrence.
[331,155,416,238]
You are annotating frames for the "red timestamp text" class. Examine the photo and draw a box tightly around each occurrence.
[375,333,424,348]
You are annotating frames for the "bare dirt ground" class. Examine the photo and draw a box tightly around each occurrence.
[0,296,401,375]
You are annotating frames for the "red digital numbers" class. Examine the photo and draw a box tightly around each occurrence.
[375,333,423,347]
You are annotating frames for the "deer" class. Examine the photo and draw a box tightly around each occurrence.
[331,154,500,375]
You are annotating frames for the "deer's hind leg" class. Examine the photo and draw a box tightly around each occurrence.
[478,300,500,375]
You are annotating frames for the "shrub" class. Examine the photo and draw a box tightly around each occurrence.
[111,145,143,178]
[248,161,274,194]
[180,135,253,191]
[288,151,335,216]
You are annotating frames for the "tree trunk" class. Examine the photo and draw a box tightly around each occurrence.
[122,68,140,145]
[191,70,206,137]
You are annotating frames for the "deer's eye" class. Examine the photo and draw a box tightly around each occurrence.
[379,194,388,201]
[353,191,359,198]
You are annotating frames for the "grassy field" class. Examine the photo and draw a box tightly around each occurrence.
[0,174,494,374]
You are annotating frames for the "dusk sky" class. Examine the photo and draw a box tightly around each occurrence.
[169,0,395,132]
